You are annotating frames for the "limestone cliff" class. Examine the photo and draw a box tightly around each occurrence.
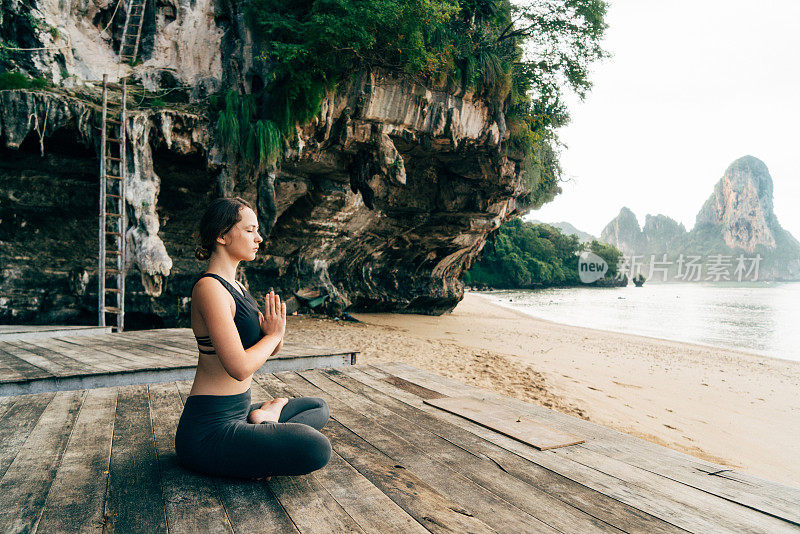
[641,214,686,253]
[599,207,646,256]
[0,0,529,325]
[695,155,786,253]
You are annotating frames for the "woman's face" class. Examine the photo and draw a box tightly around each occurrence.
[216,207,263,261]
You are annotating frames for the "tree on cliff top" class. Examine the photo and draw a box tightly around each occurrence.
[221,0,608,207]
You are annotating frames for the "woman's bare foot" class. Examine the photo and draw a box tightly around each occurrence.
[248,397,289,424]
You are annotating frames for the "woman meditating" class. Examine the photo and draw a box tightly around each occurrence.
[175,197,332,480]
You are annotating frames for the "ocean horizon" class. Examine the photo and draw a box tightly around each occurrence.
[473,281,800,363]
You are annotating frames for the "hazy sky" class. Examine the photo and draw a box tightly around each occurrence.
[525,0,800,239]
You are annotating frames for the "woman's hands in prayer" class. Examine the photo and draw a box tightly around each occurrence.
[260,290,286,340]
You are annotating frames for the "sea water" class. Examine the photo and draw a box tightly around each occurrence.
[474,282,800,362]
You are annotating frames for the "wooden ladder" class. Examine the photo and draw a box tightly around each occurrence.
[98,73,128,332]
[119,0,146,64]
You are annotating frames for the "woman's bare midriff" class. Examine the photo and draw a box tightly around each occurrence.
[187,351,252,397]
[189,283,252,397]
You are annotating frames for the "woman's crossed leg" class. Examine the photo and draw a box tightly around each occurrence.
[242,396,331,481]
[248,396,329,429]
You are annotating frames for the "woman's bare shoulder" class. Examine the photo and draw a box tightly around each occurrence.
[192,277,232,305]
[193,275,223,292]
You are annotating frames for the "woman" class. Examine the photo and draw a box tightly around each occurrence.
[175,197,332,480]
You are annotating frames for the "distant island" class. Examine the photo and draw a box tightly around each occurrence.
[600,156,800,282]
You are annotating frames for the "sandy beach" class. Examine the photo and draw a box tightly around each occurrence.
[284,291,800,488]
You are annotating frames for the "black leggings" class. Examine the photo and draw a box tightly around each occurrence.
[175,389,332,479]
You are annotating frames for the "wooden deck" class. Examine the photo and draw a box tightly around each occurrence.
[0,325,112,341]
[0,328,358,396]
[0,361,797,533]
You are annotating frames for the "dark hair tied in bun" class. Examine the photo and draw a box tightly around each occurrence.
[195,197,252,261]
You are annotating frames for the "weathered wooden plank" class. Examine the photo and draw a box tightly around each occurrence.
[136,331,196,347]
[0,345,53,381]
[0,325,101,334]
[0,390,85,534]
[0,395,15,417]
[0,325,111,340]
[423,396,585,450]
[600,449,800,527]
[327,366,684,534]
[316,450,429,533]
[136,328,191,339]
[297,368,623,533]
[380,374,448,399]
[9,339,109,375]
[147,381,233,533]
[126,332,221,357]
[120,339,196,365]
[125,331,197,350]
[77,333,197,363]
[104,384,168,533]
[33,337,133,373]
[373,363,799,532]
[52,336,149,368]
[248,456,368,533]
[0,393,55,480]
[7,339,99,374]
[57,333,159,358]
[258,371,505,533]
[548,440,799,532]
[247,377,428,533]
[134,328,195,346]
[0,362,26,383]
[119,332,197,356]
[211,477,301,534]
[171,381,299,534]
[59,336,176,369]
[35,387,117,532]
[0,341,75,377]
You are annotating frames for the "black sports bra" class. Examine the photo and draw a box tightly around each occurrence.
[193,273,264,353]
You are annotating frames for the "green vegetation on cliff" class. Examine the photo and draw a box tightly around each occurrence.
[463,218,622,288]
[212,90,285,173]
[217,0,608,205]
[0,71,48,90]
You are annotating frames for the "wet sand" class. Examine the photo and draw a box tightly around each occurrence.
[283,291,800,488]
